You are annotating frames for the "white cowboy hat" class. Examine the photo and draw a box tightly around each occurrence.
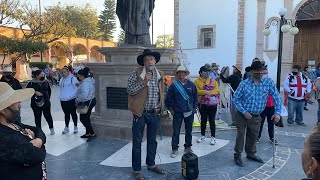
[2,66,12,73]
[176,65,190,74]
[0,82,34,111]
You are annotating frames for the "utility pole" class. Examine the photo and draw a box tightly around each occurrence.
[39,0,43,62]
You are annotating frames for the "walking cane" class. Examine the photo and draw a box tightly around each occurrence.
[272,117,277,168]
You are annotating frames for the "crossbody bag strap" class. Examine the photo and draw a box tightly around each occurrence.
[173,81,190,101]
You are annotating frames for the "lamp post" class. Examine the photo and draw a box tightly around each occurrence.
[39,0,43,62]
[263,7,299,91]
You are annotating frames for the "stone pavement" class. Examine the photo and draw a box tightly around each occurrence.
[20,86,316,180]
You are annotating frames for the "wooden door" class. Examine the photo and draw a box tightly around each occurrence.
[293,20,320,68]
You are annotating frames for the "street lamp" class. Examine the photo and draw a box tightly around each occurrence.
[263,7,299,91]
[39,0,43,62]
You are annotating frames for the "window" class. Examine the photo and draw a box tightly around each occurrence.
[197,25,216,48]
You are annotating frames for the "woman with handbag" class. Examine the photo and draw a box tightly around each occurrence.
[76,67,96,138]
[0,82,47,180]
[26,69,55,135]
[194,66,220,145]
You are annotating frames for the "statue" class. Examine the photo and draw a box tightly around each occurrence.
[116,0,155,46]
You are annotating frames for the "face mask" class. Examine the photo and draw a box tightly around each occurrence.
[77,77,81,81]
[202,72,209,78]
[292,72,298,75]
[5,74,13,80]
[253,73,262,80]
[6,107,19,124]
[39,77,45,81]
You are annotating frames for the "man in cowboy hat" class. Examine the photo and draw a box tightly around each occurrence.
[127,49,165,179]
[220,64,243,126]
[0,82,47,180]
[0,66,22,90]
[232,60,281,167]
[165,65,198,158]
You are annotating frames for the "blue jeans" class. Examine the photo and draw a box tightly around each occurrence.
[132,112,160,171]
[287,98,305,124]
[171,112,194,151]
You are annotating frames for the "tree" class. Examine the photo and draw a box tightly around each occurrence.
[63,4,99,39]
[98,0,116,41]
[0,0,23,26]
[155,34,174,48]
[117,29,125,46]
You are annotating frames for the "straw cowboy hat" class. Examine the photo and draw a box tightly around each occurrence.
[2,66,12,73]
[137,49,161,66]
[176,65,190,74]
[0,82,34,111]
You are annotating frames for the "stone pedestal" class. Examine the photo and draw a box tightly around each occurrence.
[85,46,179,139]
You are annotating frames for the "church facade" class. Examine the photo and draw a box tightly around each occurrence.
[174,0,320,83]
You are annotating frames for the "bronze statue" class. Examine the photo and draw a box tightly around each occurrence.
[116,0,155,46]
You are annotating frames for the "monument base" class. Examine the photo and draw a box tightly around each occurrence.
[85,46,179,139]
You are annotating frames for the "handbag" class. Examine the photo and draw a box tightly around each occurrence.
[76,99,92,114]
[201,78,220,106]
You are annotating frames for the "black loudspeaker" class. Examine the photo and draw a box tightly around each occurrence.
[182,152,199,179]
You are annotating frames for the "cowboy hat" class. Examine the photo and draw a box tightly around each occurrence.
[232,64,242,72]
[176,65,190,74]
[137,49,161,66]
[0,82,34,111]
[2,66,12,73]
[246,61,264,71]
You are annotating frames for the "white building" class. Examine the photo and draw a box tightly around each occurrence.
[174,0,320,82]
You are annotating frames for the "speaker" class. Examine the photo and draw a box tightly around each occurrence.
[182,152,199,179]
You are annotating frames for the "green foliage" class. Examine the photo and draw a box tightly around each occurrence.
[0,0,23,26]
[117,30,125,46]
[98,0,116,41]
[0,39,49,55]
[155,34,174,48]
[29,62,53,70]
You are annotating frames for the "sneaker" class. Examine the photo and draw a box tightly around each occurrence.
[171,150,178,158]
[90,133,96,137]
[197,136,206,143]
[80,134,90,138]
[50,128,55,135]
[62,127,69,134]
[184,147,193,154]
[256,138,260,143]
[296,122,306,126]
[269,139,279,145]
[210,137,216,145]
[74,126,78,134]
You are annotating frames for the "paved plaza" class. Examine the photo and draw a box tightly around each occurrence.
[20,86,314,180]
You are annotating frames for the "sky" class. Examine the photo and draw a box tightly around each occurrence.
[28,0,174,42]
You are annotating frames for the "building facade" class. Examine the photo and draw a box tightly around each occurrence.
[174,0,320,83]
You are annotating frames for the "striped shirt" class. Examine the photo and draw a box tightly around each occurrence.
[233,77,282,115]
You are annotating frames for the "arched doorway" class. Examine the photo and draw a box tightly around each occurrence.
[72,43,88,63]
[49,41,69,68]
[293,0,320,68]
[90,45,102,62]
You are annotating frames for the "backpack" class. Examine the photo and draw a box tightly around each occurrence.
[201,78,220,106]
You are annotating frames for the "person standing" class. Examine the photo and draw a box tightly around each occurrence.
[1,66,23,123]
[59,67,79,134]
[284,65,312,126]
[127,49,165,180]
[220,64,242,126]
[233,61,281,167]
[165,66,198,158]
[194,66,219,145]
[0,82,47,180]
[76,67,96,138]
[0,66,22,90]
[26,70,55,135]
[257,68,278,145]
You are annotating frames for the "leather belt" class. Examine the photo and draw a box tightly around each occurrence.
[143,109,155,114]
[250,113,260,117]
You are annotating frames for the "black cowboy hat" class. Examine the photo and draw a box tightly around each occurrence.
[137,49,161,66]
[246,61,264,71]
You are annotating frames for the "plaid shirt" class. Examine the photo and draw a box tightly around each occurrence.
[127,70,160,110]
[233,77,282,115]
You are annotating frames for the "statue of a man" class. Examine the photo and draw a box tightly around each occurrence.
[116,0,155,46]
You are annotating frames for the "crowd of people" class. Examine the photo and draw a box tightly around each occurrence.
[1,47,320,179]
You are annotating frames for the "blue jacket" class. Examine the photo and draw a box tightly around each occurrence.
[165,80,198,113]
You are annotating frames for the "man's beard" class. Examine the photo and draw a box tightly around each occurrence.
[147,65,155,71]
[6,107,19,124]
